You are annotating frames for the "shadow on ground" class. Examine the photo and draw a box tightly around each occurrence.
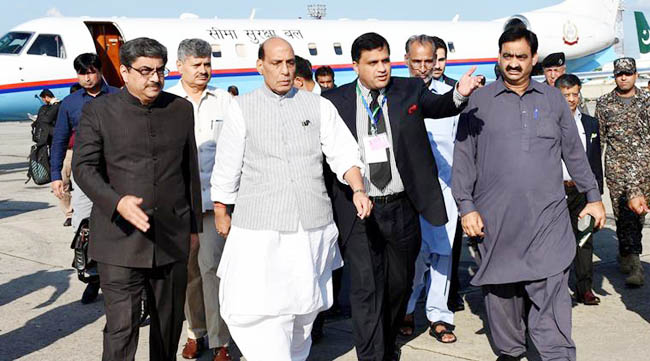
[0,199,52,219]
[0,161,28,175]
[0,269,73,308]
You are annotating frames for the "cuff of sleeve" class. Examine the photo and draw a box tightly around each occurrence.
[585,189,602,203]
[211,188,237,205]
[458,200,477,216]
[51,172,63,181]
[336,161,365,185]
[452,87,468,108]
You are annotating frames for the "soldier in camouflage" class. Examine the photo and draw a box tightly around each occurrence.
[595,57,649,287]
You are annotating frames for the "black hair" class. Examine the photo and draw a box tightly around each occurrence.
[73,53,102,74]
[431,36,448,57]
[258,43,265,60]
[351,32,390,62]
[294,55,313,80]
[227,85,239,96]
[315,66,334,78]
[498,26,538,55]
[555,74,582,89]
[119,37,167,68]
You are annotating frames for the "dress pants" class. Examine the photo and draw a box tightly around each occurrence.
[58,149,73,219]
[341,195,421,361]
[447,222,463,309]
[184,229,207,340]
[565,184,594,296]
[98,261,187,361]
[227,311,319,361]
[484,269,576,361]
[197,211,230,348]
[70,174,93,231]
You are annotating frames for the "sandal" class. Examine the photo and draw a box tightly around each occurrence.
[429,321,457,343]
[398,313,415,336]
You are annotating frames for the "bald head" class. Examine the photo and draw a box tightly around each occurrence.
[256,37,296,95]
[258,37,293,60]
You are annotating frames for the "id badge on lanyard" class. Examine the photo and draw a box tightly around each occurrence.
[357,83,389,163]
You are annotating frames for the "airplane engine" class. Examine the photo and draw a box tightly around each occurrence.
[503,15,531,31]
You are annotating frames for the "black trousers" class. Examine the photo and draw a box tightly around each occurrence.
[447,221,464,309]
[565,184,594,296]
[97,261,187,361]
[340,195,421,361]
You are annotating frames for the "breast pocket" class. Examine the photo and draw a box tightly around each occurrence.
[535,108,560,139]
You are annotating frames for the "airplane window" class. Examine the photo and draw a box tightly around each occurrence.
[448,41,456,53]
[211,44,222,58]
[235,43,246,58]
[333,42,343,55]
[308,42,318,56]
[27,34,66,58]
[0,31,33,55]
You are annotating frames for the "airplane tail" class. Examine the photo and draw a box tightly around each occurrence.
[634,11,650,55]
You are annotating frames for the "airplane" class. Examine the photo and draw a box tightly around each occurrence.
[0,0,621,121]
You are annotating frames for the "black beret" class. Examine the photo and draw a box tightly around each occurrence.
[542,52,565,68]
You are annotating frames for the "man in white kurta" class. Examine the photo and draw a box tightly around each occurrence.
[402,35,459,343]
[210,38,371,361]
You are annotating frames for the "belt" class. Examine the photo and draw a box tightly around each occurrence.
[369,192,405,205]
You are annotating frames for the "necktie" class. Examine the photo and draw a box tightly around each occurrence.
[368,89,392,190]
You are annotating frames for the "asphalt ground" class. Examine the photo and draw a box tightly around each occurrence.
[1,121,648,361]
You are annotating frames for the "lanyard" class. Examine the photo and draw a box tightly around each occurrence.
[356,83,387,135]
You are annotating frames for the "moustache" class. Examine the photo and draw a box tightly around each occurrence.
[506,66,523,72]
[146,81,162,88]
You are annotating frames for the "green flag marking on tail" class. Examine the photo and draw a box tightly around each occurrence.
[635,11,650,54]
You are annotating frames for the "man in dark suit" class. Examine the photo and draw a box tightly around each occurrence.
[73,37,202,361]
[322,32,481,361]
[555,74,604,305]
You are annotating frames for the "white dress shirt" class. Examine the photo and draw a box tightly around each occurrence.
[167,83,233,212]
[562,109,587,181]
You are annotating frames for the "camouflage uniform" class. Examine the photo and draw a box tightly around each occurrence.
[595,86,650,256]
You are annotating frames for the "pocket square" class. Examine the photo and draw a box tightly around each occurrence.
[590,133,597,140]
[408,104,418,114]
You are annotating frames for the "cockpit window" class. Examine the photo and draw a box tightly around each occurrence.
[0,32,33,54]
[27,34,66,58]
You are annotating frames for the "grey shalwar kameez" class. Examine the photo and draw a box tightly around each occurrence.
[452,80,601,360]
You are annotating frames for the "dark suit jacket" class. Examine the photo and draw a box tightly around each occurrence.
[580,113,604,194]
[322,77,461,242]
[72,89,202,268]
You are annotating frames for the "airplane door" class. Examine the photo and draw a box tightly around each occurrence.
[84,22,124,87]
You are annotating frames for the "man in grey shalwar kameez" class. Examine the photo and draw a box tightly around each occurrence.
[452,27,606,361]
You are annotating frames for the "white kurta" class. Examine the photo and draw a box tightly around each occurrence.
[211,90,362,318]
[420,79,460,256]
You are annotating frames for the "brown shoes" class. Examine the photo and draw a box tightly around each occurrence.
[213,347,232,361]
[578,290,601,305]
[181,337,205,359]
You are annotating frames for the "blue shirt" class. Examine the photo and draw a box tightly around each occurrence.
[50,82,119,181]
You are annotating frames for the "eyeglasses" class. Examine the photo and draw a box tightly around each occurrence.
[128,66,169,78]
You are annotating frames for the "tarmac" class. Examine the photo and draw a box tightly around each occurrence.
[0,120,648,361]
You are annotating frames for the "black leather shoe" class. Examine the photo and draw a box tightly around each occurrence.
[81,282,100,304]
[63,218,72,227]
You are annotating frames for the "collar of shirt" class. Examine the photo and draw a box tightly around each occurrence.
[81,81,111,99]
[119,88,161,108]
[428,78,452,95]
[261,84,297,101]
[574,108,582,123]
[493,78,545,98]
[168,83,217,103]
[356,79,385,102]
